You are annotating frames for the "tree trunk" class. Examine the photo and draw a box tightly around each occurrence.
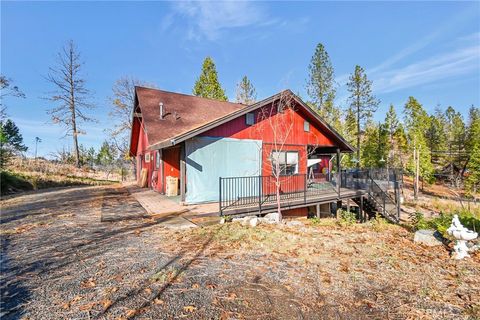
[275,161,282,222]
[69,47,80,168]
[356,101,361,168]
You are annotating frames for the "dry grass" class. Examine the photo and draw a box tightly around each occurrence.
[174,220,479,319]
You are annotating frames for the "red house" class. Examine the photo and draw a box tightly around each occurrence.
[129,86,399,219]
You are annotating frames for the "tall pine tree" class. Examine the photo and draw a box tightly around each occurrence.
[235,76,256,104]
[306,43,340,129]
[383,104,408,169]
[193,57,227,101]
[346,65,380,167]
[466,106,480,193]
[403,97,434,183]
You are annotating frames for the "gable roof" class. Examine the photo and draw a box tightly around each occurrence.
[132,86,246,150]
[131,87,354,154]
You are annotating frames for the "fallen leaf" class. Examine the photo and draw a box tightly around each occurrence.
[192,283,200,289]
[183,305,196,313]
[81,278,96,288]
[126,309,137,318]
[144,288,152,295]
[79,302,97,311]
[101,299,112,310]
[227,292,237,300]
[206,283,217,289]
[154,298,164,305]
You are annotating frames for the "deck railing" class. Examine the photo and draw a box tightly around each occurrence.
[219,168,403,218]
[219,173,336,216]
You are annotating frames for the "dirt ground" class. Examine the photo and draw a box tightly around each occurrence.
[1,184,479,319]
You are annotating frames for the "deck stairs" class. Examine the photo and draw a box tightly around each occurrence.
[352,178,400,223]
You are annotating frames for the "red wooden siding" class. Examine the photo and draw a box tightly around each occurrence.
[163,146,180,179]
[201,102,336,146]
[135,119,153,186]
[283,207,308,217]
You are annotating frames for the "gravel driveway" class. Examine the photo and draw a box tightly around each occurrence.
[1,184,478,320]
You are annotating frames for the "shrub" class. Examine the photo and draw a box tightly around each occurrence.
[337,209,356,226]
[413,210,480,238]
[371,213,389,231]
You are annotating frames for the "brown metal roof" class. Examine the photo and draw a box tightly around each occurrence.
[135,86,246,148]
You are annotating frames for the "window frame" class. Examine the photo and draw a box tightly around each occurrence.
[155,150,161,169]
[270,150,299,176]
[245,112,255,126]
[304,120,310,132]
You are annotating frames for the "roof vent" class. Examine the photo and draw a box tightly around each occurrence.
[159,102,165,120]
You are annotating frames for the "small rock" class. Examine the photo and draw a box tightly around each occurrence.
[249,217,259,227]
[286,220,304,228]
[264,212,280,223]
[414,229,444,247]
[258,217,276,224]
[232,217,247,224]
[219,218,225,224]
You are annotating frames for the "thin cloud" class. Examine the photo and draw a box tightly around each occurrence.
[374,44,479,94]
[335,5,479,86]
[171,1,271,41]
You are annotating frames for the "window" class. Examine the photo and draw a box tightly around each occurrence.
[245,112,255,126]
[304,121,310,132]
[145,153,151,163]
[271,151,298,176]
[155,150,161,169]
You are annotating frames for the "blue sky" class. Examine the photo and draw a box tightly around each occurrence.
[2,1,479,158]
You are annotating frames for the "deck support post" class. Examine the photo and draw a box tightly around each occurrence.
[347,198,350,213]
[359,196,364,223]
[336,200,342,216]
[336,148,341,196]
[180,142,186,203]
[316,204,320,218]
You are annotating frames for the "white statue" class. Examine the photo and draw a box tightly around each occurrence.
[446,214,478,260]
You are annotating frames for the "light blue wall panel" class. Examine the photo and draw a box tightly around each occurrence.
[185,137,262,203]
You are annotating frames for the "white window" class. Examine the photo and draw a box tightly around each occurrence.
[271,151,298,176]
[246,112,255,126]
[155,150,161,169]
[145,153,151,163]
[304,121,310,132]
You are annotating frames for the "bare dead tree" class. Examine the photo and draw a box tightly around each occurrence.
[1,75,26,118]
[45,40,95,168]
[254,91,321,221]
[108,77,157,160]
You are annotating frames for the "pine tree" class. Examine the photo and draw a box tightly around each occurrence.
[235,76,257,104]
[0,119,28,168]
[193,57,227,101]
[346,65,380,167]
[403,97,434,182]
[306,43,341,128]
[444,106,467,186]
[466,106,480,193]
[426,107,447,167]
[384,105,401,168]
[342,108,357,168]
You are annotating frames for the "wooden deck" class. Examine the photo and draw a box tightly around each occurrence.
[221,187,367,216]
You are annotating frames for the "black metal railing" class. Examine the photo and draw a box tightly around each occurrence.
[219,174,337,216]
[368,178,399,223]
[219,168,403,220]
